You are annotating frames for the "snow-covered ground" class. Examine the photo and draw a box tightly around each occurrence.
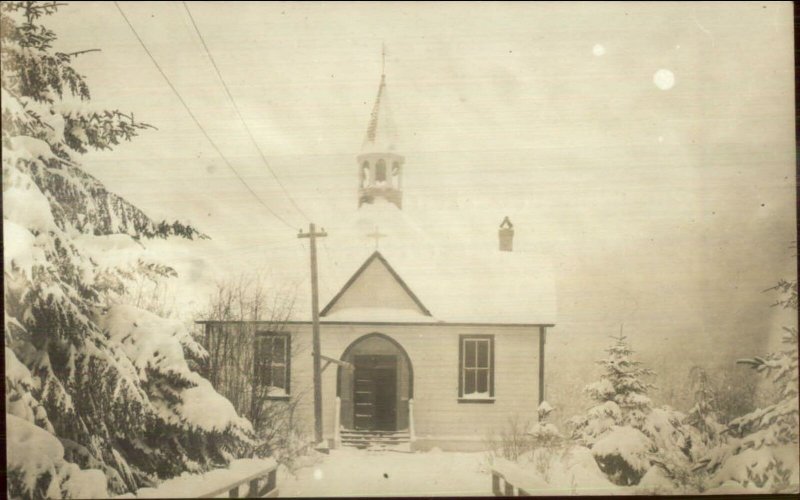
[279,447,494,497]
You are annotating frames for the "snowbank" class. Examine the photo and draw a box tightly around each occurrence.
[122,458,277,498]
[492,457,550,493]
[493,445,620,495]
[551,446,619,495]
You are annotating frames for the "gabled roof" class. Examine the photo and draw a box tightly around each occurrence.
[320,250,432,318]
[269,200,557,325]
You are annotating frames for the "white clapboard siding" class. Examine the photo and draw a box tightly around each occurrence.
[285,322,542,442]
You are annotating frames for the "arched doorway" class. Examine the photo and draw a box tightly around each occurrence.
[337,333,413,431]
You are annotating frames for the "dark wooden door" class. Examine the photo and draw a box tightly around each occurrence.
[353,355,397,431]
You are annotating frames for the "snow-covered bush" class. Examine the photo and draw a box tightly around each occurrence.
[3,2,252,496]
[526,402,564,481]
[529,401,563,449]
[486,414,536,462]
[700,278,799,493]
[486,403,574,486]
[569,334,695,487]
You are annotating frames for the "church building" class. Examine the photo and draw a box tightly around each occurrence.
[198,64,556,451]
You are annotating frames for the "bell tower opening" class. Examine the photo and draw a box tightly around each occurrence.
[358,47,404,209]
[375,160,387,183]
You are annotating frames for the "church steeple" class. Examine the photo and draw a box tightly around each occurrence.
[358,45,404,209]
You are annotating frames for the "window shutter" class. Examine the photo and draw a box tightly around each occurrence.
[286,334,292,395]
[489,336,495,397]
[458,336,464,398]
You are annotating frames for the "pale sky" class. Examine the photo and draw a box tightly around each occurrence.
[42,1,796,414]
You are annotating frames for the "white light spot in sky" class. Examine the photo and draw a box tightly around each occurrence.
[675,44,681,50]
[653,69,675,90]
[592,44,606,56]
[658,136,664,143]
[313,468,324,480]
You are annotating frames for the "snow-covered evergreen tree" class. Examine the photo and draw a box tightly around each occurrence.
[701,279,799,493]
[684,366,725,456]
[3,2,252,497]
[570,334,692,486]
[571,334,654,437]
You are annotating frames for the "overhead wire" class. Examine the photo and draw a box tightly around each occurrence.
[114,1,298,231]
[181,1,311,224]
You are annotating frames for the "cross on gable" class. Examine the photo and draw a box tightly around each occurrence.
[367,225,387,250]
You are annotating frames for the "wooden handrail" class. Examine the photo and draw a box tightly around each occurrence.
[491,467,535,497]
[198,463,278,498]
[408,398,415,442]
[334,396,342,448]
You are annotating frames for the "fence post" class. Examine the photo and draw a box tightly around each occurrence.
[408,398,415,441]
[492,471,502,496]
[247,478,259,497]
[266,467,277,495]
[333,396,341,448]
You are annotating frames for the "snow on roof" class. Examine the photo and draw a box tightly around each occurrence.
[323,307,433,323]
[285,198,557,325]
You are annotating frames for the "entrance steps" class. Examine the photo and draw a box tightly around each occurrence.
[339,429,411,449]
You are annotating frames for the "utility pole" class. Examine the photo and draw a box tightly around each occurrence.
[298,223,327,444]
[538,326,547,405]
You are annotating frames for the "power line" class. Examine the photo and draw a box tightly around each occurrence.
[181,1,311,223]
[114,2,297,231]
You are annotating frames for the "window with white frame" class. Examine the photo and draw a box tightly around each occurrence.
[255,333,290,398]
[459,335,494,400]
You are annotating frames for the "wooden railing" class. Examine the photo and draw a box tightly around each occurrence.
[491,467,534,497]
[408,398,416,442]
[198,463,278,498]
[334,396,342,448]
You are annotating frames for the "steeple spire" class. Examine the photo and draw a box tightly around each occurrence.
[362,46,395,152]
[357,45,405,209]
